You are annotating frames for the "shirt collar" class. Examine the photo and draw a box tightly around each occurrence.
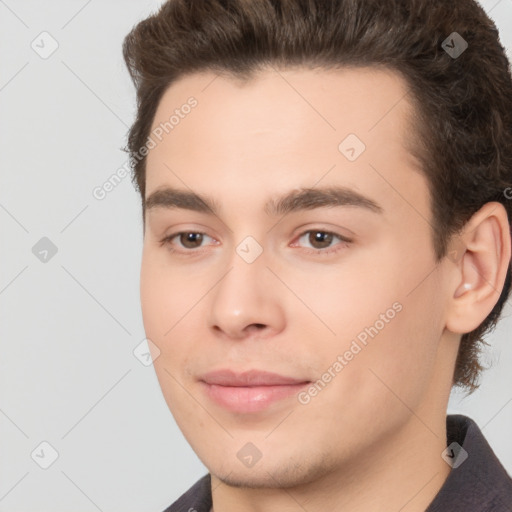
[426,414,512,510]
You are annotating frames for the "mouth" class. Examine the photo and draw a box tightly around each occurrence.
[199,369,311,413]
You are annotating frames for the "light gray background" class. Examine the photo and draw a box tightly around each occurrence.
[1,1,511,511]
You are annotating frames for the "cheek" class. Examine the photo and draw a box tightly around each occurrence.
[283,258,400,348]
[298,302,440,451]
[140,248,201,342]
[140,251,188,370]
[300,254,443,412]
[140,255,198,415]
[140,260,168,345]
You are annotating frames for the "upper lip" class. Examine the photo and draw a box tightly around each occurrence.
[200,369,310,387]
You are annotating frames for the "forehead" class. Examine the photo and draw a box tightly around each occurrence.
[145,66,424,213]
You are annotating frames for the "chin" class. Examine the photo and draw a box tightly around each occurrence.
[210,454,336,490]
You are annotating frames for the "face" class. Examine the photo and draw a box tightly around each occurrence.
[140,66,454,488]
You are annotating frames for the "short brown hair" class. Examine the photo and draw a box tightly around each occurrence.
[123,0,512,393]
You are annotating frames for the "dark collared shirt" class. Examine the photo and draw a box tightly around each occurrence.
[163,414,512,511]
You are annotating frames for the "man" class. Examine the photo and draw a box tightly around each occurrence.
[122,0,512,510]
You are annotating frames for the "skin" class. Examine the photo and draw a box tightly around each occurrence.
[140,66,511,511]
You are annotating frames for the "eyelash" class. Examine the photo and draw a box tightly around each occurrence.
[159,229,352,256]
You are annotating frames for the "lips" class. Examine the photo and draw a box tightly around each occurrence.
[199,369,310,413]
[200,369,309,386]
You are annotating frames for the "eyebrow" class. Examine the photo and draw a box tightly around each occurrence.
[144,185,383,217]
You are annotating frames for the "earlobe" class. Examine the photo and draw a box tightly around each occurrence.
[445,202,511,334]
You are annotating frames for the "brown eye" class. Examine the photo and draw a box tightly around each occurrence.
[294,229,352,255]
[308,231,334,249]
[160,231,217,254]
[179,232,204,248]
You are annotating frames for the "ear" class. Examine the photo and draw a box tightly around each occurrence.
[445,202,511,334]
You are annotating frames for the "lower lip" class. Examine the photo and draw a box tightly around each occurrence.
[201,382,310,413]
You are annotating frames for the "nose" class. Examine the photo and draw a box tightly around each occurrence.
[207,249,286,341]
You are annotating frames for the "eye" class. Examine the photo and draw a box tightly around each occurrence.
[292,229,352,255]
[160,229,352,256]
[160,231,216,252]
